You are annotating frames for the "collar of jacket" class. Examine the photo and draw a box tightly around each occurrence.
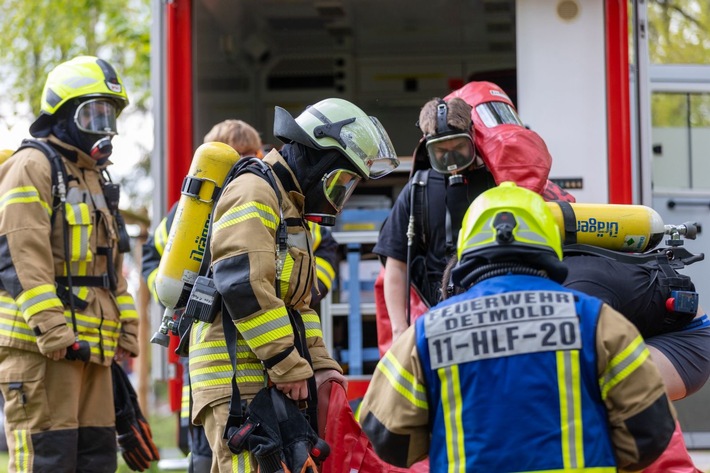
[263,149,306,214]
[46,135,111,171]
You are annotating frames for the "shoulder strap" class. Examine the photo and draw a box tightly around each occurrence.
[411,169,429,251]
[17,139,69,228]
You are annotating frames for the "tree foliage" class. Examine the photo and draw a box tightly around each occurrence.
[648,0,710,64]
[0,0,151,120]
[647,1,710,127]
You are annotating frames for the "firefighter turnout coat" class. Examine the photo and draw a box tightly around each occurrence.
[142,206,338,425]
[360,274,675,473]
[210,149,341,400]
[0,136,139,361]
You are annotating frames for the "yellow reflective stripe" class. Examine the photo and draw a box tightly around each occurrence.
[155,217,169,256]
[146,268,159,302]
[192,320,208,343]
[599,335,649,399]
[214,202,279,231]
[68,260,91,276]
[235,306,292,348]
[521,469,616,473]
[117,295,138,321]
[557,350,584,470]
[181,385,190,419]
[235,363,265,384]
[315,257,335,290]
[63,311,120,332]
[310,222,322,250]
[232,450,252,473]
[376,351,428,409]
[280,253,294,297]
[65,203,92,261]
[189,340,230,364]
[16,284,62,318]
[13,429,30,472]
[75,286,89,300]
[438,365,465,473]
[301,312,324,339]
[190,365,234,388]
[0,186,51,215]
[236,338,252,358]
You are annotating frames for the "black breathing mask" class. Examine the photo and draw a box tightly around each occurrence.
[284,144,362,227]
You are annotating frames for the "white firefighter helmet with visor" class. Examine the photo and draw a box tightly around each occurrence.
[273,98,399,180]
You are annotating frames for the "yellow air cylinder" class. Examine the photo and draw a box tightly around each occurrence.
[155,142,241,309]
[0,149,14,165]
[546,202,665,252]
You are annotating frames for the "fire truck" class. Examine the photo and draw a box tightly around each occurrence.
[149,0,710,443]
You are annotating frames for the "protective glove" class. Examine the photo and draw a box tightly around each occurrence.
[112,362,160,471]
[226,386,329,473]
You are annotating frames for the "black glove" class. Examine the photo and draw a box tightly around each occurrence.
[112,362,160,471]
[226,386,329,473]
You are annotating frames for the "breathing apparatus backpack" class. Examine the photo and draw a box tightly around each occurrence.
[159,155,329,470]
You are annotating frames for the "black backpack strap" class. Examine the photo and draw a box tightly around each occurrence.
[552,200,578,245]
[411,170,429,251]
[17,139,69,228]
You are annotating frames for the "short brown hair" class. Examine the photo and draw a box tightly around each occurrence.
[418,97,472,137]
[203,119,262,156]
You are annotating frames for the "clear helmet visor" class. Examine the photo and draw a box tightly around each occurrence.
[425,133,476,174]
[322,169,362,212]
[360,116,399,178]
[74,99,119,135]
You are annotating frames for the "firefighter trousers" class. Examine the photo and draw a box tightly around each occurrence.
[0,347,116,473]
[200,399,254,473]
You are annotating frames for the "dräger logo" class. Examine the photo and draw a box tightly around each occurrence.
[577,218,619,238]
[489,89,508,99]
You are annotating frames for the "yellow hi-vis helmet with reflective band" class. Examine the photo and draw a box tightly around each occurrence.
[31,56,128,136]
[457,181,563,262]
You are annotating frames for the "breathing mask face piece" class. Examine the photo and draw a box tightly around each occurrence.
[74,98,118,160]
[304,169,361,226]
[425,133,476,174]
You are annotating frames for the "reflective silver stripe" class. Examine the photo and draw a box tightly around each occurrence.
[559,350,582,468]
[13,429,30,472]
[19,291,62,318]
[599,339,647,388]
[63,312,119,332]
[236,308,292,348]
[190,343,230,361]
[439,366,464,472]
[302,313,323,338]
[194,320,207,343]
[215,203,279,231]
[190,367,233,387]
[236,365,266,384]
[233,450,251,473]
[379,352,428,408]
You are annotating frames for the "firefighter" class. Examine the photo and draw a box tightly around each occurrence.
[141,119,339,473]
[0,56,141,471]
[360,181,675,472]
[208,98,398,471]
[374,83,574,351]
